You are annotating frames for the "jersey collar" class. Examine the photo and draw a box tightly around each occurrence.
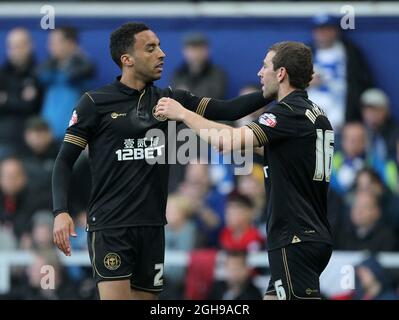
[113,76,153,95]
[280,89,308,103]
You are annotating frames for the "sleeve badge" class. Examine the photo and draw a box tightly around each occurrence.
[259,113,277,128]
[69,110,78,127]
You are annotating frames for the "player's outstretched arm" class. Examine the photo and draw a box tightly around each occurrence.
[173,89,272,121]
[155,98,261,152]
[203,92,273,121]
[52,142,82,256]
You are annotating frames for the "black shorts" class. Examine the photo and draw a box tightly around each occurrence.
[265,241,332,300]
[87,226,165,293]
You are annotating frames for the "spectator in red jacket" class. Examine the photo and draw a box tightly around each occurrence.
[219,192,264,252]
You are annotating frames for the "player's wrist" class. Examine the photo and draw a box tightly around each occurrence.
[181,109,194,122]
[53,210,70,218]
[179,109,187,121]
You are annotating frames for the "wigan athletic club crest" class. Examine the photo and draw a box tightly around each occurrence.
[259,113,277,128]
[69,110,78,127]
[104,253,121,270]
[152,106,167,122]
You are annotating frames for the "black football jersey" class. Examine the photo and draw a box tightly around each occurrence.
[65,78,212,231]
[247,90,334,250]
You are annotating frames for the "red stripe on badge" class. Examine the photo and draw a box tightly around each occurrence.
[259,113,277,128]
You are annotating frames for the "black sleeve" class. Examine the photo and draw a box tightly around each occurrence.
[52,142,83,216]
[171,89,272,121]
[64,92,98,147]
[246,106,298,146]
[52,92,98,216]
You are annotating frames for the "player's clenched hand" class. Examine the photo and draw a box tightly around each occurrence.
[53,212,77,256]
[155,97,187,121]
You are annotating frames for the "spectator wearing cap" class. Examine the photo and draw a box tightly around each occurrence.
[0,28,42,158]
[308,14,373,131]
[37,26,95,141]
[361,88,399,162]
[331,256,399,300]
[353,256,399,300]
[171,32,227,99]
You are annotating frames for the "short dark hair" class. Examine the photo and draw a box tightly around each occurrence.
[355,168,383,188]
[56,26,78,43]
[227,191,254,209]
[269,41,313,90]
[109,22,150,68]
[25,117,50,132]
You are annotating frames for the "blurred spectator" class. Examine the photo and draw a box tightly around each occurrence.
[21,117,59,192]
[308,14,373,131]
[331,122,397,195]
[361,88,399,163]
[335,191,397,252]
[351,168,399,232]
[7,249,79,299]
[208,250,262,300]
[0,224,17,250]
[37,26,95,141]
[171,32,227,98]
[178,163,225,248]
[0,28,42,157]
[169,33,228,192]
[236,164,266,226]
[163,194,197,299]
[331,122,366,194]
[165,194,196,252]
[30,210,54,251]
[219,192,264,252]
[353,257,399,300]
[0,157,51,239]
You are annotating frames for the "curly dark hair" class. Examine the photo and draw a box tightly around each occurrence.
[269,41,314,90]
[109,22,150,68]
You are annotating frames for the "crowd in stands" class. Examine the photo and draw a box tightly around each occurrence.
[0,14,398,299]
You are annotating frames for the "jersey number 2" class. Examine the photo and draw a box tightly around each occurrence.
[313,129,334,182]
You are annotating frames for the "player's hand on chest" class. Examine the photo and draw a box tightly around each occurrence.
[100,93,167,137]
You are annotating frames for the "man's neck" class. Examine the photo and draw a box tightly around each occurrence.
[188,61,206,75]
[120,72,147,91]
[11,60,29,72]
[277,85,298,102]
